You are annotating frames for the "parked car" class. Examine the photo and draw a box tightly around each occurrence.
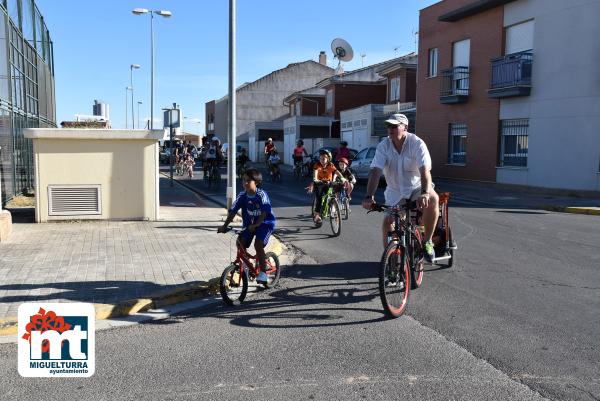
[221,143,243,161]
[309,146,358,170]
[351,147,378,180]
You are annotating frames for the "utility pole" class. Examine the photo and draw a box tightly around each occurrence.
[164,103,180,188]
[226,0,236,209]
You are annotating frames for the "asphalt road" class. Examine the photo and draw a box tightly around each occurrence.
[0,165,597,400]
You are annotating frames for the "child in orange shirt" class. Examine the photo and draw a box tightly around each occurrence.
[312,149,346,224]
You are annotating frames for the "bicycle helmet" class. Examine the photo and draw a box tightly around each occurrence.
[340,141,348,146]
[319,149,332,159]
[211,136,220,144]
[337,157,349,165]
[297,139,304,146]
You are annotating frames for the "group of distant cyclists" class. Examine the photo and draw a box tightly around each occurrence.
[219,113,441,284]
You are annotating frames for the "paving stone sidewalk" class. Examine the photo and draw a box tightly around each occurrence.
[0,177,249,322]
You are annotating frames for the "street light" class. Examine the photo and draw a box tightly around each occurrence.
[125,86,132,128]
[184,116,202,135]
[137,101,143,129]
[132,8,172,130]
[130,64,141,128]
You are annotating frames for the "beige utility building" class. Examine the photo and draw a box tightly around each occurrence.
[24,129,163,223]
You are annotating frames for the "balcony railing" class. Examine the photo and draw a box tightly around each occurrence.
[440,66,469,104]
[488,50,533,98]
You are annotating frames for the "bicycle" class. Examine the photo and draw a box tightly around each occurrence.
[270,163,282,182]
[301,157,312,177]
[293,158,303,180]
[218,227,281,306]
[335,182,351,220]
[368,201,425,318]
[175,156,185,176]
[368,193,457,318]
[237,162,247,179]
[205,160,221,188]
[310,181,342,237]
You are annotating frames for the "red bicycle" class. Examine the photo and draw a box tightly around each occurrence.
[368,192,456,318]
[218,227,281,305]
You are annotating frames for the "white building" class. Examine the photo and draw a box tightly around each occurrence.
[495,0,600,191]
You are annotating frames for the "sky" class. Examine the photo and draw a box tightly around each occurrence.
[36,0,439,135]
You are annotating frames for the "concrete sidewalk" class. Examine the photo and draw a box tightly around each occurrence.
[0,176,285,335]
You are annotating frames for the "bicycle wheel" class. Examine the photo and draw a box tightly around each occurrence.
[212,166,221,187]
[219,264,248,306]
[448,227,455,268]
[379,242,410,318]
[411,230,424,289]
[329,197,342,237]
[263,252,281,288]
[342,197,350,220]
[301,164,309,177]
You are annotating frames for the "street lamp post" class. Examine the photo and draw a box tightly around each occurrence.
[227,0,236,209]
[130,64,140,128]
[132,8,172,130]
[125,86,132,128]
[137,101,143,129]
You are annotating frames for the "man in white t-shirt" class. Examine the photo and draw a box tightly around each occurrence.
[361,113,439,262]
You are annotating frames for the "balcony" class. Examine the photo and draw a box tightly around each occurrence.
[440,66,470,104]
[488,50,533,98]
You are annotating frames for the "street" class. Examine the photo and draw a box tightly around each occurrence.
[0,164,598,400]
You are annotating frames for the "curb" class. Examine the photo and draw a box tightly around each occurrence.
[0,278,220,337]
[538,205,600,216]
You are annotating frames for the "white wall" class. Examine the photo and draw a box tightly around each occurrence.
[498,0,600,191]
[340,104,380,152]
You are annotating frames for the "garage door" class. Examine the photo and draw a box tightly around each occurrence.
[353,128,368,151]
[342,130,353,148]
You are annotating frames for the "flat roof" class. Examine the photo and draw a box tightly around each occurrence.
[438,0,516,22]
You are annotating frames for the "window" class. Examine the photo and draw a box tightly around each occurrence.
[21,0,34,46]
[326,89,333,111]
[390,77,400,102]
[367,148,376,159]
[428,48,438,77]
[355,148,368,161]
[295,101,301,116]
[448,123,467,164]
[453,39,470,67]
[499,119,528,167]
[505,20,534,55]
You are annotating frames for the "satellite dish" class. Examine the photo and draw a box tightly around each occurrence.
[331,38,354,62]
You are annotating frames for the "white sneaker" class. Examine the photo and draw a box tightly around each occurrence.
[256,271,269,284]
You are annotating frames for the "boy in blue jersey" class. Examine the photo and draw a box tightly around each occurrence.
[218,168,276,284]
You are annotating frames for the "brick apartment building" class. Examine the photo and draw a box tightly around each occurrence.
[417,0,600,191]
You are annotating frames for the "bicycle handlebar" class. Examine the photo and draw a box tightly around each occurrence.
[367,203,407,214]
[218,226,244,234]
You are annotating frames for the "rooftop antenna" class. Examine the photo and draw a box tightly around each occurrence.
[394,45,401,58]
[331,37,354,76]
[361,53,366,67]
[412,29,419,53]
